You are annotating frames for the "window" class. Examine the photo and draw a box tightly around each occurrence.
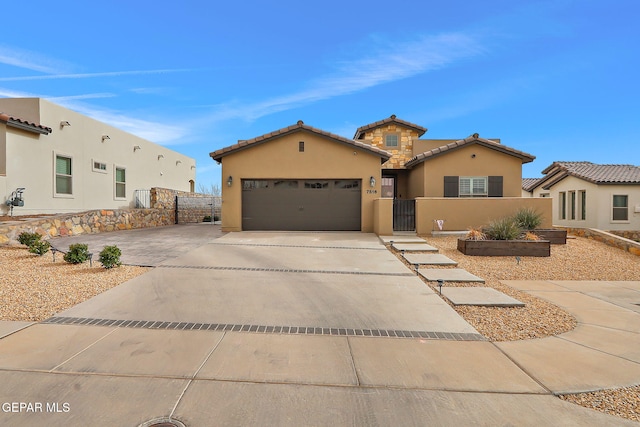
[612,195,628,221]
[579,190,586,220]
[55,155,72,195]
[381,177,395,198]
[559,192,566,219]
[243,180,269,190]
[460,177,488,197]
[115,167,126,199]
[274,180,298,189]
[569,191,576,220]
[299,141,304,152]
[384,134,399,147]
[304,180,329,189]
[92,160,107,173]
[334,180,360,190]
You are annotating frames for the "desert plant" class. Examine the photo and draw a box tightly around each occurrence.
[203,215,212,222]
[28,240,51,256]
[465,228,487,241]
[17,231,42,247]
[484,217,522,240]
[99,245,121,269]
[64,243,90,264]
[522,231,542,241]
[512,208,543,231]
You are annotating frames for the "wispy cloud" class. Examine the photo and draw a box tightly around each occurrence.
[47,93,117,101]
[0,45,72,74]
[0,68,194,82]
[207,32,485,122]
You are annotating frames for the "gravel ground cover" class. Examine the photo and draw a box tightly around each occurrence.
[0,245,149,321]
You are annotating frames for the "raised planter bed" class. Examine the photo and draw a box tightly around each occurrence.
[457,238,551,257]
[533,228,567,245]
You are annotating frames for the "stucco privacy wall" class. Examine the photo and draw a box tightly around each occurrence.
[220,131,383,232]
[0,98,195,215]
[415,197,552,235]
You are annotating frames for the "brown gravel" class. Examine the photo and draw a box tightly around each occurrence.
[560,385,640,422]
[0,245,149,321]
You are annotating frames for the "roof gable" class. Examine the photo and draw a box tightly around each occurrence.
[354,115,427,140]
[210,120,392,163]
[405,133,535,168]
[532,161,640,191]
[522,178,541,192]
[0,112,51,135]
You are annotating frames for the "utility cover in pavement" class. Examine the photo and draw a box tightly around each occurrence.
[403,254,458,266]
[418,269,484,283]
[392,243,438,252]
[441,287,525,307]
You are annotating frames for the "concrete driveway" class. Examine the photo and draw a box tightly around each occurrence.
[0,230,636,426]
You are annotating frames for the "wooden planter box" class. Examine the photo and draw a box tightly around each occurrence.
[457,238,551,257]
[533,228,567,244]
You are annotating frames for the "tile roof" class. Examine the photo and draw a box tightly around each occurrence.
[536,161,640,190]
[210,120,392,163]
[522,178,541,192]
[404,133,535,168]
[353,114,427,139]
[0,112,52,135]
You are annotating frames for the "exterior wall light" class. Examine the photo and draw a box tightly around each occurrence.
[60,121,71,127]
[370,176,376,187]
[101,135,110,142]
[227,176,233,187]
[176,160,182,165]
[158,154,164,160]
[133,145,141,152]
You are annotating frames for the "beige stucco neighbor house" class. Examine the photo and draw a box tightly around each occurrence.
[523,161,640,231]
[211,115,551,234]
[0,98,196,216]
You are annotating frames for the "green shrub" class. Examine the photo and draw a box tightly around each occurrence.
[512,208,544,230]
[484,217,522,240]
[64,243,90,264]
[28,240,50,256]
[99,245,122,269]
[17,231,42,247]
[203,215,212,222]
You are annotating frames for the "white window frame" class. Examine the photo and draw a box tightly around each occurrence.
[54,152,74,198]
[92,159,108,174]
[460,176,488,197]
[114,165,127,200]
[611,194,629,222]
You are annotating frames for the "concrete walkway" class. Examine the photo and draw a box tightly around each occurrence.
[0,229,638,426]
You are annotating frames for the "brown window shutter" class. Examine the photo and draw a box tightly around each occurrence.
[444,176,459,197]
[488,176,503,197]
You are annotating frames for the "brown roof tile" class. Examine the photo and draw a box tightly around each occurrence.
[537,161,640,189]
[210,120,392,163]
[405,133,535,168]
[522,178,541,192]
[353,114,427,139]
[0,112,52,134]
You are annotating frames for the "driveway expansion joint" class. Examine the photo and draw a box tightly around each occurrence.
[157,265,415,276]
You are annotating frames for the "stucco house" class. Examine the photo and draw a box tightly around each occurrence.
[211,115,551,234]
[0,98,196,216]
[523,161,640,230]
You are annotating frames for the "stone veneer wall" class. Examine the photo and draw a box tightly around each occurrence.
[609,230,640,243]
[364,125,420,169]
[563,227,640,257]
[151,187,218,224]
[0,208,173,244]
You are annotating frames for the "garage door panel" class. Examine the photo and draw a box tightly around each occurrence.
[242,179,361,231]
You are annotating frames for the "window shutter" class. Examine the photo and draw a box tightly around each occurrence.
[488,176,503,197]
[444,176,459,197]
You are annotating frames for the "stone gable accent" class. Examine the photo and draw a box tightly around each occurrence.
[361,125,420,169]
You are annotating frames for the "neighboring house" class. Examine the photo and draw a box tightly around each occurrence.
[0,98,196,216]
[523,161,640,230]
[211,115,551,234]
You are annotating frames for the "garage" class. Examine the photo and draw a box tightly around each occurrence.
[242,179,361,231]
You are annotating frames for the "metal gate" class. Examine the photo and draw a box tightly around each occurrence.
[175,196,221,224]
[393,199,415,231]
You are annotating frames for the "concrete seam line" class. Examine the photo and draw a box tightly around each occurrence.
[169,331,226,419]
[489,341,552,394]
[49,327,119,372]
[556,334,640,366]
[345,336,362,387]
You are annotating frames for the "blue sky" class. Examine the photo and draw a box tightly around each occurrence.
[1,0,638,188]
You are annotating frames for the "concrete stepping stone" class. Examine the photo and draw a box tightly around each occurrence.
[441,287,524,307]
[379,236,426,244]
[403,253,458,266]
[418,269,484,283]
[391,243,438,252]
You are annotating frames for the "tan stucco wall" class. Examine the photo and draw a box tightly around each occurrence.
[416,144,524,197]
[361,125,420,170]
[219,130,383,232]
[415,197,552,235]
[373,198,393,236]
[0,98,196,216]
[533,176,640,230]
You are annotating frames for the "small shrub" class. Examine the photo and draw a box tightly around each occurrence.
[522,231,542,241]
[203,215,212,222]
[213,214,220,222]
[484,217,522,240]
[28,240,51,256]
[18,231,42,247]
[465,228,486,241]
[64,243,90,264]
[99,245,122,269]
[512,208,543,231]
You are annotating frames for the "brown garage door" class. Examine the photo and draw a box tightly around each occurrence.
[242,179,361,231]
